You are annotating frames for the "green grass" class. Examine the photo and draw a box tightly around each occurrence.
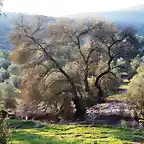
[7,119,144,144]
[120,72,128,75]
[105,94,127,100]
[122,79,129,83]
[119,84,129,90]
[7,119,37,128]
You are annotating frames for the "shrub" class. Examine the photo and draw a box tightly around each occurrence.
[127,66,144,119]
[0,59,11,70]
[100,73,120,96]
[0,83,18,110]
[0,108,8,144]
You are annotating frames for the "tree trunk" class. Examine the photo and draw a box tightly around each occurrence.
[95,70,109,103]
[73,97,86,121]
[62,97,74,121]
[95,81,103,103]
[94,58,113,103]
[84,73,90,93]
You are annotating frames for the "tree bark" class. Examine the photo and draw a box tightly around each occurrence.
[95,60,112,103]
[73,97,86,121]
[84,68,90,93]
[95,80,103,103]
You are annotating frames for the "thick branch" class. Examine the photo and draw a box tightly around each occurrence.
[25,33,78,98]
[94,35,127,102]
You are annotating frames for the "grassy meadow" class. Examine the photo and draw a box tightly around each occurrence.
[7,73,137,144]
[7,119,144,144]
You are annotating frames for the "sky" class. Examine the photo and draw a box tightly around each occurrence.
[2,0,144,17]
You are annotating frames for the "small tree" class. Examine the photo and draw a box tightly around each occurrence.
[0,82,18,110]
[128,65,144,119]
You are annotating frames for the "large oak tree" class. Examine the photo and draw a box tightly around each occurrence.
[9,16,135,120]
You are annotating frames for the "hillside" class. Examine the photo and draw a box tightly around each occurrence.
[0,5,144,51]
[0,12,56,51]
[66,7,144,35]
[67,10,144,24]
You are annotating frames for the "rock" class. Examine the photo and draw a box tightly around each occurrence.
[33,123,42,128]
[85,98,134,126]
[59,119,65,124]
[43,122,48,125]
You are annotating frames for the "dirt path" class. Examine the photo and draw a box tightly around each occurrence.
[86,98,143,127]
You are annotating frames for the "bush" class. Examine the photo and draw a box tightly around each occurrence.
[101,73,120,96]
[7,63,21,75]
[0,68,10,80]
[0,83,18,110]
[8,75,21,89]
[0,59,11,70]
[21,70,77,121]
[127,66,144,119]
[0,108,8,144]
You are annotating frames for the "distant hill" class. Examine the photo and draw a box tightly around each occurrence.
[0,12,56,51]
[66,10,144,24]
[66,5,144,35]
[0,5,144,52]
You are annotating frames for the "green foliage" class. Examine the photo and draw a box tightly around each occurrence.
[7,63,21,75]
[0,50,8,59]
[0,68,10,80]
[101,73,120,96]
[0,58,11,70]
[128,65,144,119]
[8,75,21,89]
[7,119,144,144]
[89,59,121,97]
[0,108,8,144]
[0,52,21,110]
[131,56,141,70]
[113,56,143,80]
[127,56,142,79]
[8,18,138,119]
[0,82,18,109]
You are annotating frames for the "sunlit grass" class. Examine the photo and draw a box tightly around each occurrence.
[120,72,128,75]
[122,79,130,83]
[7,119,144,144]
[119,85,129,90]
[105,94,127,100]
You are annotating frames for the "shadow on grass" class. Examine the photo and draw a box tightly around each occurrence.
[7,119,37,129]
[114,128,144,142]
[10,131,75,144]
[78,124,144,142]
[9,119,144,143]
